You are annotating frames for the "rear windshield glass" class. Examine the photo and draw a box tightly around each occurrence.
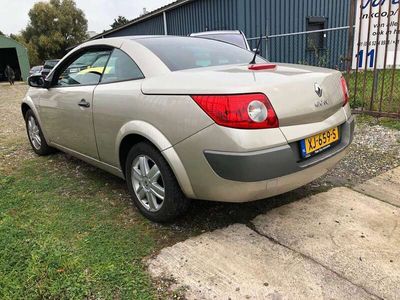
[137,37,266,71]
[197,34,248,49]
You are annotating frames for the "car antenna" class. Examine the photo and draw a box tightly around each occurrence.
[249,35,263,65]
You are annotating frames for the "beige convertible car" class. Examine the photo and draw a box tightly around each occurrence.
[23,36,354,222]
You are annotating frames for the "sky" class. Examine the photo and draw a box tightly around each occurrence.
[0,0,174,35]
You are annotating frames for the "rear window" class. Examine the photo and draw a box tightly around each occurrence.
[137,37,266,71]
[196,34,248,49]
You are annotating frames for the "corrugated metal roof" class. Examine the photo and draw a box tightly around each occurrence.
[90,0,193,40]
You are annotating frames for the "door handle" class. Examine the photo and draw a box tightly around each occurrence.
[78,99,90,108]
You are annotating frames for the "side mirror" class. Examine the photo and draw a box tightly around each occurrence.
[28,74,44,88]
[253,48,261,55]
[43,78,51,89]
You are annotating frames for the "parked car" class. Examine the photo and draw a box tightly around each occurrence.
[29,65,43,76]
[190,30,251,51]
[41,59,60,78]
[23,36,354,222]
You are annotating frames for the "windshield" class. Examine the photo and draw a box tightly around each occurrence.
[196,34,248,49]
[137,37,266,71]
[44,60,59,69]
[31,66,42,72]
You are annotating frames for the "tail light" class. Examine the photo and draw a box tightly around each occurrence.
[191,93,279,129]
[340,76,349,106]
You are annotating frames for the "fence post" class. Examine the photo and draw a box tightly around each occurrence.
[346,0,356,75]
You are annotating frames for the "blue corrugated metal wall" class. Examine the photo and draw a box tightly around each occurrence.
[103,0,350,69]
[106,14,164,37]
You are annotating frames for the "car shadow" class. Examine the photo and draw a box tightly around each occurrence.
[57,152,329,236]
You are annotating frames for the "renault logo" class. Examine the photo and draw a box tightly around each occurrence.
[314,83,323,97]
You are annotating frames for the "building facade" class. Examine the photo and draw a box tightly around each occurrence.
[0,35,30,81]
[92,0,351,69]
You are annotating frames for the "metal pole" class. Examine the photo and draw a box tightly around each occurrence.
[361,2,374,111]
[163,11,168,35]
[379,0,392,112]
[369,2,383,110]
[265,23,270,60]
[354,0,364,104]
[346,0,356,75]
[389,4,400,112]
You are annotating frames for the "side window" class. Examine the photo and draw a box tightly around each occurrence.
[101,49,144,83]
[56,50,111,86]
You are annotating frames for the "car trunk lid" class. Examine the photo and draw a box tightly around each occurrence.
[141,63,345,126]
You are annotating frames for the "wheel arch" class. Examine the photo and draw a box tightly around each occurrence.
[21,102,31,119]
[21,99,51,145]
[116,121,195,198]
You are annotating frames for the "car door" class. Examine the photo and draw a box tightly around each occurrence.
[39,48,112,159]
[92,48,145,167]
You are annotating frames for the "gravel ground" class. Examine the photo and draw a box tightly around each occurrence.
[1,83,399,233]
[312,121,400,188]
[0,83,28,145]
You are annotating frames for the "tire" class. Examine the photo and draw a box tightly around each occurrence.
[125,142,190,222]
[25,110,55,156]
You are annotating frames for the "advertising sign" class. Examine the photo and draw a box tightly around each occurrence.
[352,0,400,69]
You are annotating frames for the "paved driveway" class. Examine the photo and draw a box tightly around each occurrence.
[148,167,400,299]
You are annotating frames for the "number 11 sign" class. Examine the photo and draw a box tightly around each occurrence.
[352,0,400,70]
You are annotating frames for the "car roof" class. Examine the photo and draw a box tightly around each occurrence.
[80,35,215,48]
[190,30,242,36]
[126,35,166,40]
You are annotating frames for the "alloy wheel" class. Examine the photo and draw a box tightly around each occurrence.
[131,155,165,212]
[27,116,41,150]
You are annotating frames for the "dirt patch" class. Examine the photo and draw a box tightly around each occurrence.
[0,84,33,175]
[0,83,28,144]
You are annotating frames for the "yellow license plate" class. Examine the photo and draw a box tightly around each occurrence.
[300,127,339,158]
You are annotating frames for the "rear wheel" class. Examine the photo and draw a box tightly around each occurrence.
[125,142,190,222]
[25,110,54,156]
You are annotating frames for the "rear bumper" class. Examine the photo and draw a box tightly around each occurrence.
[205,116,354,182]
[170,109,353,202]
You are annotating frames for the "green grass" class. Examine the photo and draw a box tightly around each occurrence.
[356,114,400,131]
[0,157,158,299]
[379,118,400,131]
[346,70,400,114]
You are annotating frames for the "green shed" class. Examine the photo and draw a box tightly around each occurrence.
[0,35,30,82]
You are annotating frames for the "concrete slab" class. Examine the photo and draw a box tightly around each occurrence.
[252,187,400,300]
[148,224,375,300]
[354,167,400,207]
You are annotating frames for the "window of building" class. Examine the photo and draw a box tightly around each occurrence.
[306,17,327,50]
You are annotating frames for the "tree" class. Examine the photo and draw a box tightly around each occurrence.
[21,0,88,63]
[0,30,4,35]
[110,16,129,29]
[10,33,41,66]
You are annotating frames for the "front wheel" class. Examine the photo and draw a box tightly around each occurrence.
[25,110,54,156]
[125,142,190,222]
